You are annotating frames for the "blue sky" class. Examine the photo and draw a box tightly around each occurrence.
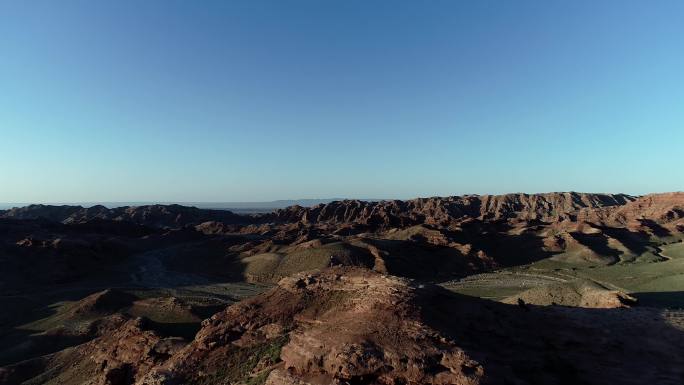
[1,1,683,202]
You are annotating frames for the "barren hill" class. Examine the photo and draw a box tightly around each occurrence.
[2,268,683,385]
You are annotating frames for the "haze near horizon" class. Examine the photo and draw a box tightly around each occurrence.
[1,0,683,202]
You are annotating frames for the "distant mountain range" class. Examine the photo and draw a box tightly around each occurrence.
[0,198,381,213]
[3,192,674,230]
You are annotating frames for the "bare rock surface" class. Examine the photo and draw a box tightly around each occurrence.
[9,268,680,385]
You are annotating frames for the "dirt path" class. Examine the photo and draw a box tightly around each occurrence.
[0,246,218,299]
[653,245,673,261]
[124,248,267,303]
[128,249,210,288]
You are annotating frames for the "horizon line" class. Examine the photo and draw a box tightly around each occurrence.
[3,190,683,207]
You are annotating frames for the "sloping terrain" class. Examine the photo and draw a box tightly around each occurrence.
[2,268,683,385]
[1,192,684,384]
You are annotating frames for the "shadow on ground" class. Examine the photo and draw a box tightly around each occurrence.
[632,291,684,308]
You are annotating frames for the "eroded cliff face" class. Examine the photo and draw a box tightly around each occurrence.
[262,192,636,226]
[578,192,684,225]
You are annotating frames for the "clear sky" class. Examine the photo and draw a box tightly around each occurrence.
[1,1,683,203]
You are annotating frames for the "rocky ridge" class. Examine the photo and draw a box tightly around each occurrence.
[260,192,636,227]
[0,204,246,228]
[3,268,683,385]
[0,193,639,230]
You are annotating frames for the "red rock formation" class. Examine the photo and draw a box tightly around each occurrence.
[261,192,635,227]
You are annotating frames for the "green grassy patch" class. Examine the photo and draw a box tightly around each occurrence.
[444,238,684,307]
[242,242,373,282]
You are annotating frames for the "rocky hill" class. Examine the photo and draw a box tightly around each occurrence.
[2,268,682,385]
